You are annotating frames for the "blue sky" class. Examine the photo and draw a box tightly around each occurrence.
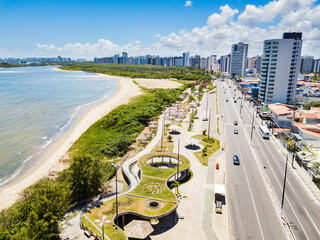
[1,0,320,58]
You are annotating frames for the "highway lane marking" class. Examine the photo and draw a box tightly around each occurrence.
[238,91,312,240]
[236,144,265,240]
[226,88,309,240]
[222,85,266,240]
[304,206,320,237]
[252,135,310,239]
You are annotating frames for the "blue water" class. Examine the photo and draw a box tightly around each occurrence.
[0,66,117,186]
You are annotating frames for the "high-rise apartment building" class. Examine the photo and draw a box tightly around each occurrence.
[200,57,207,69]
[247,56,262,73]
[313,59,320,72]
[230,42,248,77]
[219,54,231,73]
[258,32,302,104]
[256,56,262,73]
[182,52,190,67]
[300,56,314,73]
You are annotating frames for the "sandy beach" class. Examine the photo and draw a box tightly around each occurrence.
[0,70,181,210]
[0,72,142,210]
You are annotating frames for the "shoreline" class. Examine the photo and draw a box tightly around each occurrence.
[0,70,142,210]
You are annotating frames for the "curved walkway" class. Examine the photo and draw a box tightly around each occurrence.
[60,115,166,240]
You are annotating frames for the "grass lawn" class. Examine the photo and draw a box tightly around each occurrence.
[82,152,190,239]
[85,194,177,239]
[192,135,220,166]
[130,176,177,202]
[152,130,174,153]
[139,152,190,179]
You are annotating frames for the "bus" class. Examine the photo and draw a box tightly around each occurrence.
[259,126,270,139]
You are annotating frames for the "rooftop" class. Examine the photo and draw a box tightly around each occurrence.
[268,103,295,115]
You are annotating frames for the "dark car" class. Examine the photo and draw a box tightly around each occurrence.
[234,121,238,125]
[233,155,240,165]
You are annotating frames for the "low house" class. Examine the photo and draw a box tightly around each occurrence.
[268,103,295,128]
[294,107,320,124]
[304,107,320,124]
[291,123,320,147]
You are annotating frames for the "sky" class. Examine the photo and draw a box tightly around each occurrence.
[0,0,320,59]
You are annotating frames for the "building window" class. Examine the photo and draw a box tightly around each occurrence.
[272,55,277,57]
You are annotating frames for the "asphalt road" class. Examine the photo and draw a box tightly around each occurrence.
[201,89,286,240]
[219,79,320,240]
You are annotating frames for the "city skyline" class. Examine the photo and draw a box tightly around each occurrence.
[1,0,320,58]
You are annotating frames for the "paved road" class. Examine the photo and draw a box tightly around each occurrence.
[220,79,320,240]
[205,84,286,240]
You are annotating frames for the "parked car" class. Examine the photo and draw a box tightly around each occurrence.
[234,121,238,125]
[234,129,238,134]
[202,117,208,121]
[233,155,240,165]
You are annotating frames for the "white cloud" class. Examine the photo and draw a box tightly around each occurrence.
[11,0,320,59]
[207,4,238,27]
[238,0,316,26]
[184,1,193,7]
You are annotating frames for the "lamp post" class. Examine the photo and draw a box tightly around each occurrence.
[280,154,289,219]
[240,95,243,117]
[250,109,255,141]
[176,138,180,190]
[95,216,111,240]
[111,163,119,228]
[205,93,209,118]
[161,113,165,149]
[208,108,211,141]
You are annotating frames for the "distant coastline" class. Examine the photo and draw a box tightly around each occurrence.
[0,68,142,210]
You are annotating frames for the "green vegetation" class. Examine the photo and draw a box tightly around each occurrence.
[60,62,211,81]
[0,83,190,238]
[0,62,59,68]
[70,88,184,160]
[303,101,320,110]
[192,135,220,166]
[85,152,190,239]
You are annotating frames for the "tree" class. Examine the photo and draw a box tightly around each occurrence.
[167,135,172,142]
[303,101,320,110]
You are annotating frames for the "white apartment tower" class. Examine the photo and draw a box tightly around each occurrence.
[182,52,190,67]
[258,32,302,104]
[230,42,248,77]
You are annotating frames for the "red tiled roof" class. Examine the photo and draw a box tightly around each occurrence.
[269,103,294,115]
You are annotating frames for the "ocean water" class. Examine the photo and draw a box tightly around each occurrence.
[0,66,117,186]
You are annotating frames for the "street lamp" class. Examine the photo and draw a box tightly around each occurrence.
[95,216,111,240]
[111,163,119,228]
[280,154,289,219]
[176,138,180,191]
[161,113,165,149]
[208,108,211,140]
[250,109,255,141]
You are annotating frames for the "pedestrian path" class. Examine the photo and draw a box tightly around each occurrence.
[271,136,320,206]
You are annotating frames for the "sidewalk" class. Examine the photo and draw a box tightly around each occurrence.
[271,136,320,206]
[199,92,229,240]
